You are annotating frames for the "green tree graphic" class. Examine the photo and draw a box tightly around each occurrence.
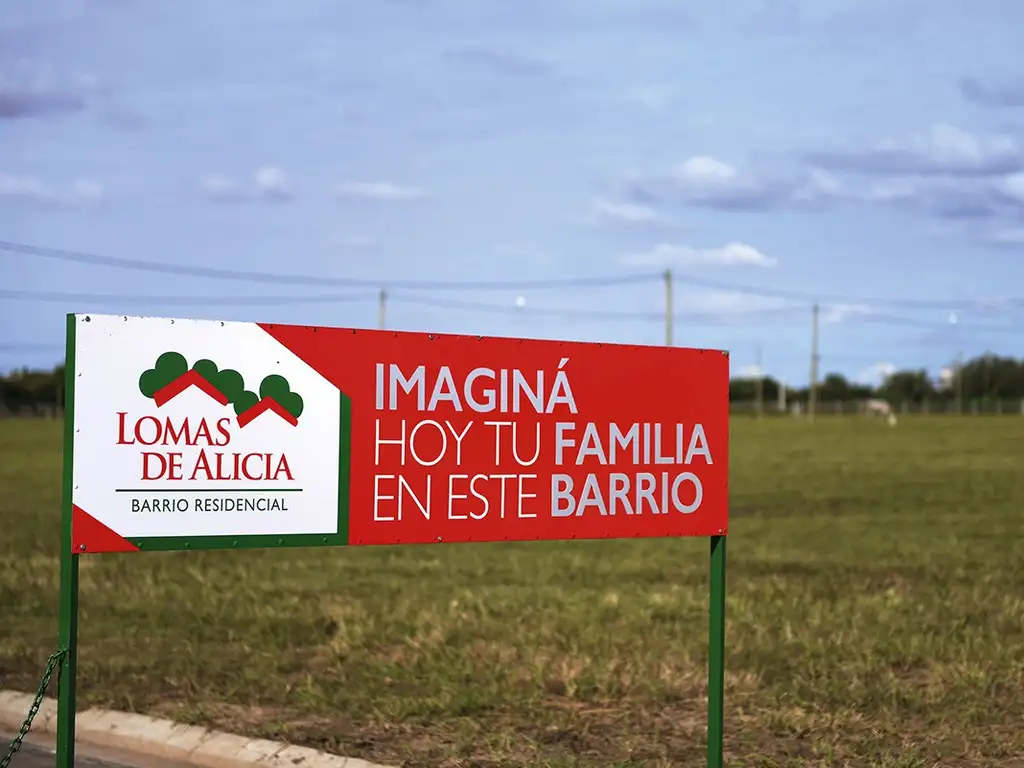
[137,352,301,422]
[233,389,260,416]
[260,374,304,418]
[191,359,246,403]
[138,352,189,399]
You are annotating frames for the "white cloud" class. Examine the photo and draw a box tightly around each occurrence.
[622,241,778,268]
[855,174,1019,220]
[0,174,53,203]
[69,178,103,203]
[689,291,790,314]
[982,227,1024,246]
[333,181,427,202]
[861,179,919,203]
[966,295,1012,312]
[677,156,738,184]
[673,292,800,325]
[594,198,660,224]
[736,363,763,378]
[821,303,873,324]
[855,362,897,386]
[918,124,1014,166]
[254,166,290,200]
[805,124,1024,177]
[200,174,242,200]
[200,167,292,203]
[630,131,1022,222]
[0,173,104,207]
[794,168,846,202]
[660,290,800,327]
[627,155,840,211]
[587,198,668,227]
[622,84,676,112]
[998,173,1024,202]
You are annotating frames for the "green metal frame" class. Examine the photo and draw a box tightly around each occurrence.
[56,315,78,768]
[707,535,727,768]
[53,312,727,768]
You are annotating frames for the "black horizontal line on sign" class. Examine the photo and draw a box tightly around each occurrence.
[113,488,304,493]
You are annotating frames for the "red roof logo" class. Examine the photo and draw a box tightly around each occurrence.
[138,351,303,427]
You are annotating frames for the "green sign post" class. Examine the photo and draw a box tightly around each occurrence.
[708,535,727,768]
[56,317,79,768]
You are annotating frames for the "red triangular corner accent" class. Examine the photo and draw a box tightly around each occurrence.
[72,505,139,554]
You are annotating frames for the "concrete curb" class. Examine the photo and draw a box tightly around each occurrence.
[0,690,394,768]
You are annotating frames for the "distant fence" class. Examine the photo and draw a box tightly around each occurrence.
[730,399,1024,416]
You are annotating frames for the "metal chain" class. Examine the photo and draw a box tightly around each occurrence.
[1,649,67,768]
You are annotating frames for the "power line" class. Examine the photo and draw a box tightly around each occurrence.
[402,298,1018,331]
[856,312,965,330]
[6,238,1023,311]
[397,293,659,320]
[667,272,1024,311]
[0,286,806,323]
[0,288,377,306]
[0,342,63,351]
[4,285,1023,333]
[393,292,808,322]
[0,240,657,291]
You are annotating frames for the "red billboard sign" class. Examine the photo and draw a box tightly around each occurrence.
[61,315,732,768]
[263,324,729,546]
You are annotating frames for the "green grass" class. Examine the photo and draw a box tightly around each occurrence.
[2,416,1023,767]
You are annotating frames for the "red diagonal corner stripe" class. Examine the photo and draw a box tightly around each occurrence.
[72,504,139,554]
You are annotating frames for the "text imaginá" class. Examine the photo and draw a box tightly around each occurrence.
[370,362,717,525]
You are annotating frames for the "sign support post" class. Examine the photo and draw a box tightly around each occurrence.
[707,534,727,768]
[55,548,79,768]
[57,314,80,768]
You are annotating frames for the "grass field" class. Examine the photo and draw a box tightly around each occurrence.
[2,417,1023,767]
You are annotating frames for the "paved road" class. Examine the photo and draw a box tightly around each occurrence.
[5,739,130,767]
[2,731,192,768]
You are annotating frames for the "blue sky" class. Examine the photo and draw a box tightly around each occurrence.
[3,0,1024,387]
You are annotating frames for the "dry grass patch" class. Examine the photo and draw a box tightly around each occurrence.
[2,416,1023,766]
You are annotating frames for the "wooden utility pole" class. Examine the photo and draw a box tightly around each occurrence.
[809,303,819,422]
[755,344,764,419]
[378,289,387,330]
[664,268,673,347]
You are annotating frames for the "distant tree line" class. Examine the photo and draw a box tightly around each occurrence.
[731,352,1024,407]
[4,353,1024,415]
[1,364,66,416]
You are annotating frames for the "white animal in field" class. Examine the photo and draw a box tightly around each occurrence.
[864,398,898,427]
